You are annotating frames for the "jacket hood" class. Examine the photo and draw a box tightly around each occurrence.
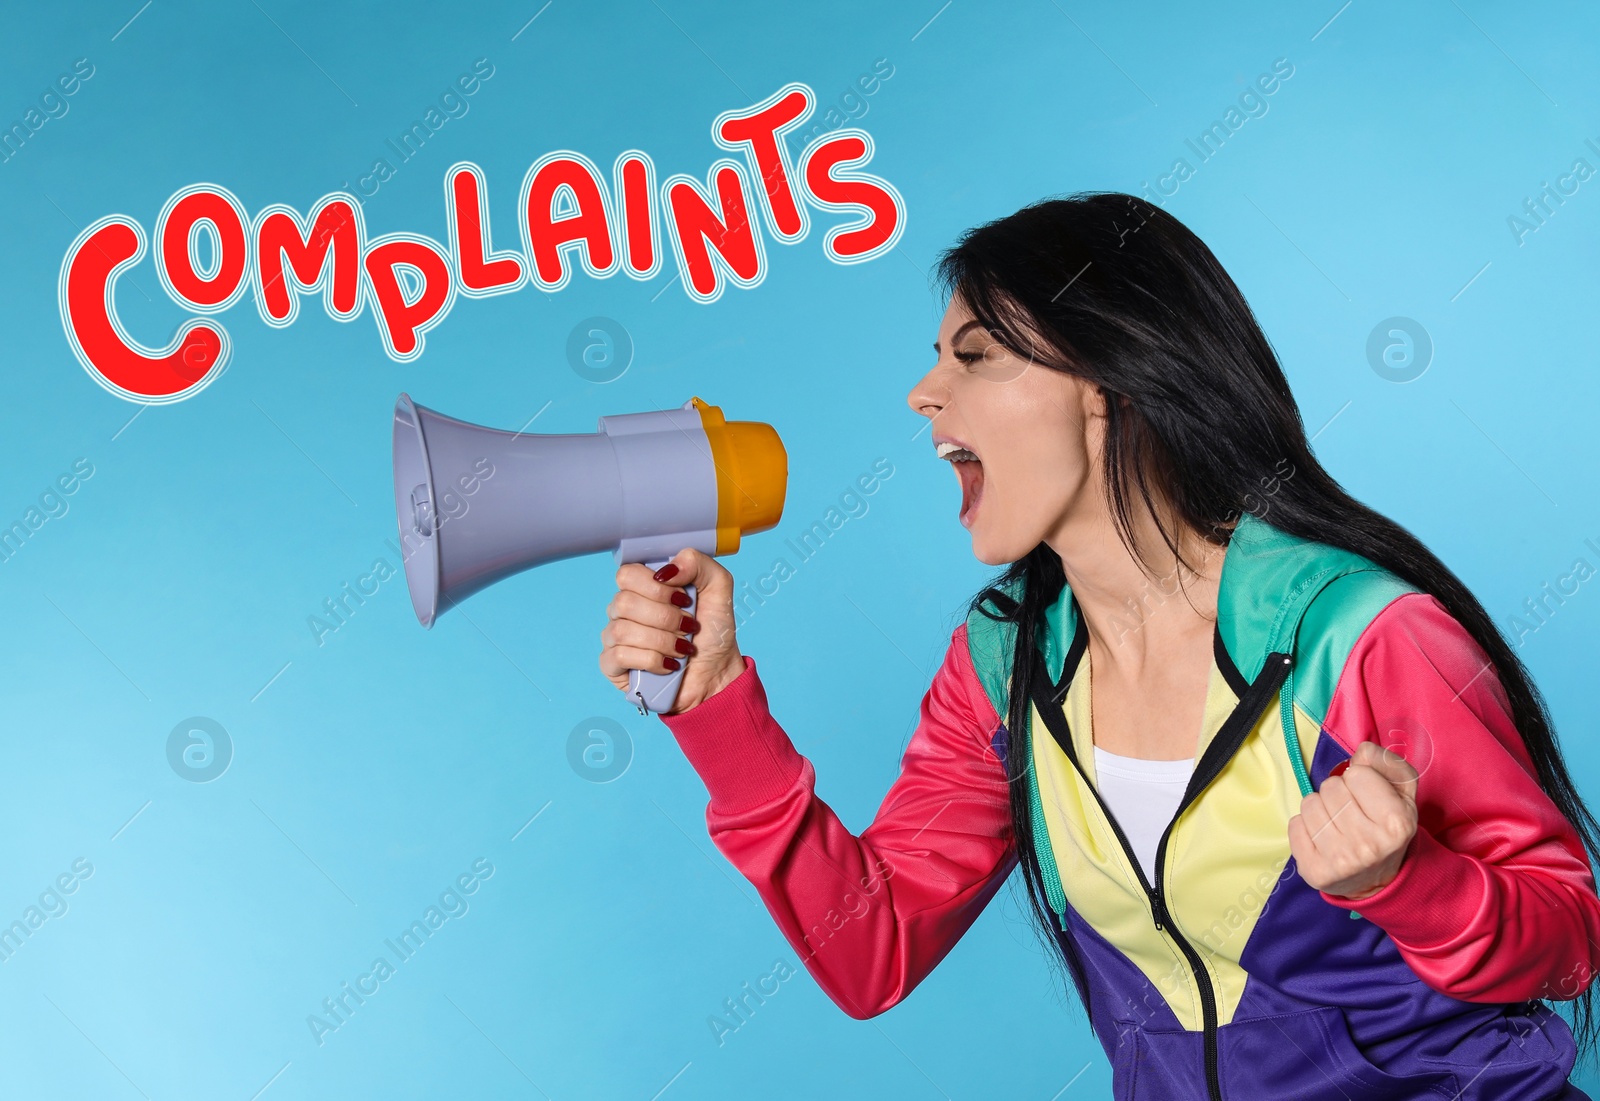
[975,510,1416,725]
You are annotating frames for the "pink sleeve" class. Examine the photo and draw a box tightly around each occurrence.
[1318,591,1600,1003]
[656,623,1017,1019]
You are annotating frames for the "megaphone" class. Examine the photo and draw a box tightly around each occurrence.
[391,393,787,715]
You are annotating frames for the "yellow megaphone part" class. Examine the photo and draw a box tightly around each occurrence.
[690,396,788,556]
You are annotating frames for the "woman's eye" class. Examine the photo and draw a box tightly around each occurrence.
[953,349,982,365]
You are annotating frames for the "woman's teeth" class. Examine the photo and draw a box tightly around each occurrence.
[933,441,983,527]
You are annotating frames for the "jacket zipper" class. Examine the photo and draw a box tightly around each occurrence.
[1032,644,1294,1101]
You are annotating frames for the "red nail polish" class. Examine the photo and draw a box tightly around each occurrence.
[1329,759,1351,779]
[675,637,693,655]
[653,563,679,582]
[670,590,692,608]
[663,656,680,671]
[679,615,700,633]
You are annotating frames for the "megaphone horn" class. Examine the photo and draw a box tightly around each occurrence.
[391,393,787,714]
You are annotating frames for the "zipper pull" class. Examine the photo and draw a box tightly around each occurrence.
[1150,889,1167,931]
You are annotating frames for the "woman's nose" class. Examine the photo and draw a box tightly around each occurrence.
[906,364,950,419]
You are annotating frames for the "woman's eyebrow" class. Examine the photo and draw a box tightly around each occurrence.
[933,320,984,353]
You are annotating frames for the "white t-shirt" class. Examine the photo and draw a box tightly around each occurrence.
[1092,745,1195,885]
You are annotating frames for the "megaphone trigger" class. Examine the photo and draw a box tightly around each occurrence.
[627,556,698,716]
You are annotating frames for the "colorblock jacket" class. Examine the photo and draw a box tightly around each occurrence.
[658,512,1600,1099]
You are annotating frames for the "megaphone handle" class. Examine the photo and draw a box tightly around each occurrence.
[627,557,696,716]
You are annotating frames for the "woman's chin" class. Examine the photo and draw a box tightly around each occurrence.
[966,529,1010,566]
[965,517,1036,566]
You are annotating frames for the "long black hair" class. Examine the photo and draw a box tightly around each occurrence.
[938,191,1600,1064]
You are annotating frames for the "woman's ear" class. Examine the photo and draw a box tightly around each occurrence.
[1086,383,1114,420]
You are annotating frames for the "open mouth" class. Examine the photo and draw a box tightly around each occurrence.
[936,441,984,528]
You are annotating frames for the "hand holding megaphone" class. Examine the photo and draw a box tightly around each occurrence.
[600,548,745,715]
[391,393,785,715]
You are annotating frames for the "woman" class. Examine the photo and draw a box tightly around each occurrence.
[598,192,1600,1099]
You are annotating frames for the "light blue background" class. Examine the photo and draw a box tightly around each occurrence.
[2,1,1598,1097]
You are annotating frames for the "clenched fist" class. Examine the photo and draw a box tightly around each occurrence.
[1288,740,1420,901]
[599,547,744,715]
